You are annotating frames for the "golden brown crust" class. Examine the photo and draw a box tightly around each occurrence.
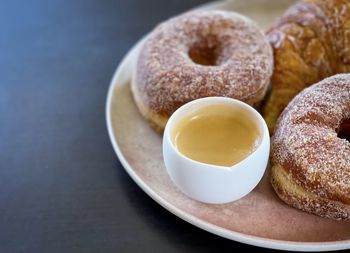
[262,0,350,134]
[131,75,167,133]
[132,72,270,133]
[271,164,350,220]
[133,10,273,132]
[271,74,350,220]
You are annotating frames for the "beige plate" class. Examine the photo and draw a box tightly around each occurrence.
[106,0,350,251]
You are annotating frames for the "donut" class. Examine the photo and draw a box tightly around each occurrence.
[132,10,273,132]
[262,0,350,134]
[271,74,350,220]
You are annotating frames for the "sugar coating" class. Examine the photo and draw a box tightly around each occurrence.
[272,74,350,219]
[134,10,273,116]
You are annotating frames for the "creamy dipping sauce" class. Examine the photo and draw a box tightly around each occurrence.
[171,104,261,167]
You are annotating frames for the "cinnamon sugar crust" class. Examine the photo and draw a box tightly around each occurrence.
[271,74,350,220]
[132,10,273,131]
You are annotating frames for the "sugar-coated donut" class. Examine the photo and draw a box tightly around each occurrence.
[271,74,350,220]
[132,10,273,132]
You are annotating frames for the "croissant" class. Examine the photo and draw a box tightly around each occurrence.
[262,0,350,134]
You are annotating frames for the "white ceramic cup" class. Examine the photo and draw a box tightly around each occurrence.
[163,97,270,204]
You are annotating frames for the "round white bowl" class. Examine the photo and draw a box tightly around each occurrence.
[163,97,270,204]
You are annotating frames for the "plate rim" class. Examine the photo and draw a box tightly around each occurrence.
[105,1,350,251]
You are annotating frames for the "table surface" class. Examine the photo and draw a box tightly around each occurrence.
[0,0,345,252]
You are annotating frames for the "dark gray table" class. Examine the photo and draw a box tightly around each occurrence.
[0,0,343,252]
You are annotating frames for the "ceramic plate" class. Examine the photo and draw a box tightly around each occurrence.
[106,0,350,251]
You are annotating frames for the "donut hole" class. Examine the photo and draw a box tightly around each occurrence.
[337,119,350,142]
[188,35,222,66]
